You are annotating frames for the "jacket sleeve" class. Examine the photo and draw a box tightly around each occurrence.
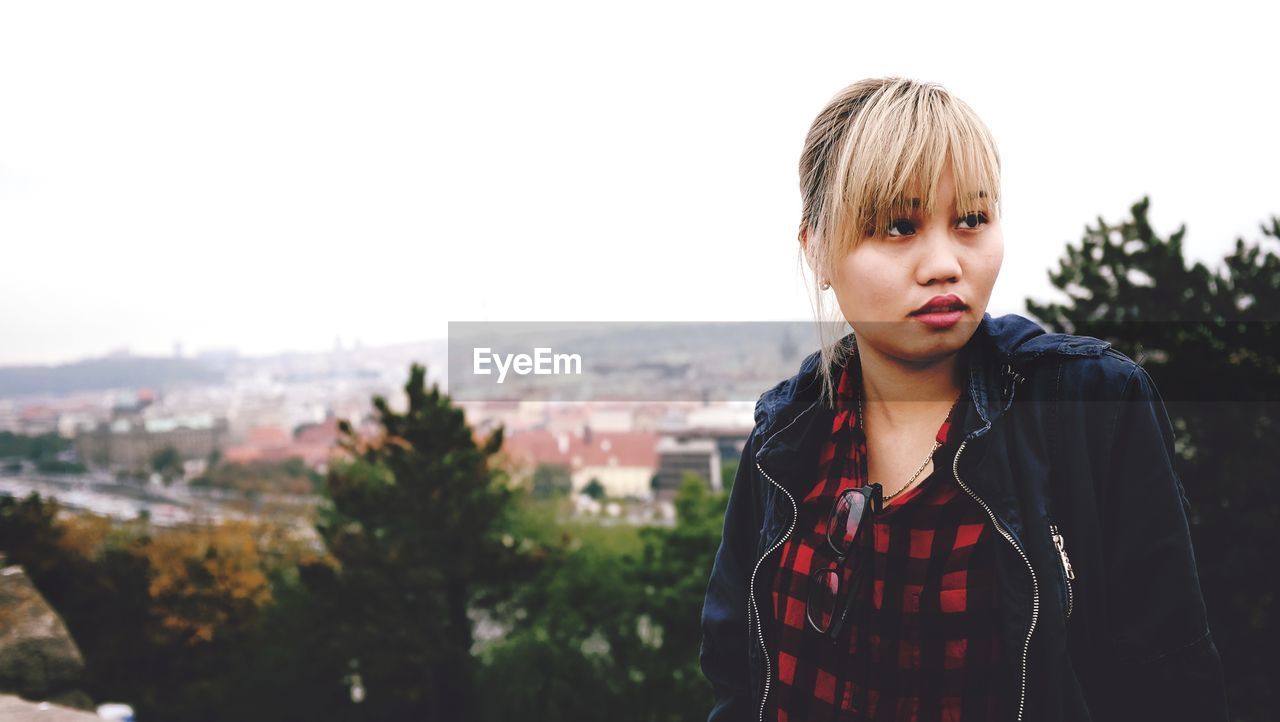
[1090,363,1228,721]
[700,428,762,722]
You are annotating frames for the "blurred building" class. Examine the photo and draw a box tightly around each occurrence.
[503,426,659,498]
[653,428,750,502]
[222,416,340,470]
[654,437,721,502]
[74,414,228,471]
[13,405,59,436]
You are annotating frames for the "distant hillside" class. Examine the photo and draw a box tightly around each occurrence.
[0,356,224,398]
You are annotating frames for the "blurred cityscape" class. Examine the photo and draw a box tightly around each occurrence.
[0,326,828,532]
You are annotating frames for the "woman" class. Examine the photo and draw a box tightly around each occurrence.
[699,77,1227,722]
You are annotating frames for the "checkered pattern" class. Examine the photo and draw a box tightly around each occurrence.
[768,355,1006,721]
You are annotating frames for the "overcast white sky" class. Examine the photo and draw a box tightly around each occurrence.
[1,1,1276,366]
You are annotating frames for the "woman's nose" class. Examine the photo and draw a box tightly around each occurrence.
[916,226,962,284]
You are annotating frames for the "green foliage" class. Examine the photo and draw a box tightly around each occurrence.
[212,565,350,721]
[475,510,636,720]
[190,457,321,495]
[628,477,729,718]
[0,431,72,460]
[309,362,524,720]
[1026,198,1280,720]
[0,492,298,722]
[150,445,183,485]
[1029,198,1280,389]
[532,462,573,499]
[0,492,67,576]
[477,476,725,722]
[0,431,81,473]
[582,478,606,500]
[33,458,86,474]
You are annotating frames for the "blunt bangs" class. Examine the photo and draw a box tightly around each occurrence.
[818,80,1002,256]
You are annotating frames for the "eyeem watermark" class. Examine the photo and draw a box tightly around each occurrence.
[473,347,582,383]
[449,321,838,401]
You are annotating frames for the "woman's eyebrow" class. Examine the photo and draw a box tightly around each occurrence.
[890,192,991,215]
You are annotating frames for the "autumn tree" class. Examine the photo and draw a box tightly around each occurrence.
[135,520,273,647]
[0,494,290,721]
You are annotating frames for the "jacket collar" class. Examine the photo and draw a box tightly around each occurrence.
[752,312,1112,488]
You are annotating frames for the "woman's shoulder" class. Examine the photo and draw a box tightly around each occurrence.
[1048,343,1149,404]
[751,347,827,429]
[987,313,1143,402]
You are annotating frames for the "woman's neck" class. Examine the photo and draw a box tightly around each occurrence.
[855,341,967,433]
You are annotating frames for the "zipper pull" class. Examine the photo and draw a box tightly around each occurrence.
[1000,363,1026,406]
[1049,523,1076,580]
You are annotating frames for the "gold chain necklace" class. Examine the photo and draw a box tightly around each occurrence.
[857,390,949,502]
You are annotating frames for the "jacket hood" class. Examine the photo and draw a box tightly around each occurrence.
[752,312,1112,446]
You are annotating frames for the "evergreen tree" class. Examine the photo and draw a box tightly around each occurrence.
[310,363,520,720]
[1026,198,1280,720]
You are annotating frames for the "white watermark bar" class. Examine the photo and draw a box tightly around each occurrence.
[445,319,1279,403]
[446,321,839,402]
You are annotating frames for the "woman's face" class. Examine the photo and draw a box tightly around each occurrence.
[829,160,1003,366]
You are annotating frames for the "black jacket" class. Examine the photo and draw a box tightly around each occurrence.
[699,313,1227,721]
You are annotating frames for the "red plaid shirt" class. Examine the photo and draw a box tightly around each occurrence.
[769,355,1006,721]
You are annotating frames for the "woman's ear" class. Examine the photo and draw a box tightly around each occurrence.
[799,225,815,268]
[800,226,831,290]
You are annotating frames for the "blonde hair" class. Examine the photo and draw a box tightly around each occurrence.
[797,77,1003,408]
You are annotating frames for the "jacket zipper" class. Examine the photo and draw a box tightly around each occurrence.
[749,461,797,722]
[1050,523,1076,620]
[747,401,816,722]
[951,437,1039,722]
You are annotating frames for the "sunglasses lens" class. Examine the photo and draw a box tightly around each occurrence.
[830,489,868,554]
[807,568,840,633]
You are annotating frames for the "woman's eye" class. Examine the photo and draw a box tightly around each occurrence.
[885,219,914,237]
[882,212,988,238]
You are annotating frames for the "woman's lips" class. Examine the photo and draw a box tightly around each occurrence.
[910,293,966,316]
[910,309,965,328]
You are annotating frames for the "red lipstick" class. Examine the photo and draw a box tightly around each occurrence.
[909,294,968,329]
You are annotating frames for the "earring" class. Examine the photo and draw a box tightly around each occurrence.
[820,278,831,291]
